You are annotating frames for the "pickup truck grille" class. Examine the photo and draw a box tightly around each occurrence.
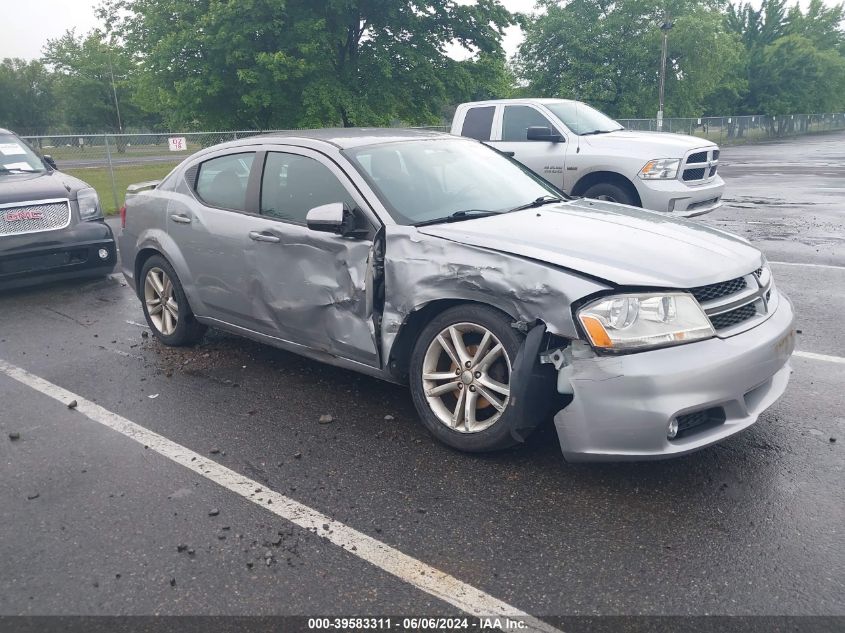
[681,148,719,183]
[690,267,774,335]
[0,199,71,237]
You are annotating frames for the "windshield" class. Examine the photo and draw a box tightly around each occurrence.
[0,134,46,173]
[344,139,563,225]
[545,102,624,135]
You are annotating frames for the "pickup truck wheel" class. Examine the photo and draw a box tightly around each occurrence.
[409,305,526,452]
[583,182,636,206]
[140,255,206,346]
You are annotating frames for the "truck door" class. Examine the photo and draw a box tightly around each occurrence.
[488,105,566,189]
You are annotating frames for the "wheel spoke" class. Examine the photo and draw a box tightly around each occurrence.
[163,277,173,300]
[477,343,503,371]
[150,271,165,296]
[451,388,466,428]
[436,334,461,367]
[463,390,477,432]
[426,381,460,398]
[448,326,472,367]
[476,374,510,397]
[423,371,459,381]
[147,300,163,316]
[470,331,492,366]
[475,384,506,412]
[162,307,172,333]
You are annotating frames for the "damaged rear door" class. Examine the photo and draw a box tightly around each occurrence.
[241,147,381,366]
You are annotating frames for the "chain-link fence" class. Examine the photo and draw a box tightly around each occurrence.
[21,114,845,214]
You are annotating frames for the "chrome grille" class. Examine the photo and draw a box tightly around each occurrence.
[681,148,719,183]
[690,276,747,302]
[0,199,71,237]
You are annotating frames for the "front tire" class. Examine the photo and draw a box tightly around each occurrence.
[409,304,528,452]
[140,255,206,346]
[583,181,637,206]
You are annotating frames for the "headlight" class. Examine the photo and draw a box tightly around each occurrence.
[577,293,714,352]
[77,187,102,220]
[639,158,680,180]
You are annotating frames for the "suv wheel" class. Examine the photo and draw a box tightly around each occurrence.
[140,255,206,346]
[409,304,529,452]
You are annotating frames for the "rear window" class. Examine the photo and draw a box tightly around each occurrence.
[460,106,495,142]
[195,152,255,211]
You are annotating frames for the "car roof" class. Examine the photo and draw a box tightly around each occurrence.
[459,98,579,107]
[252,127,452,149]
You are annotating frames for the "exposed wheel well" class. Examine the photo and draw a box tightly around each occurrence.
[571,171,642,207]
[387,299,517,383]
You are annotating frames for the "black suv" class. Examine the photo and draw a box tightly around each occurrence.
[0,128,116,291]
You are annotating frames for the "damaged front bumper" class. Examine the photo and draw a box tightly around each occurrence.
[551,294,796,461]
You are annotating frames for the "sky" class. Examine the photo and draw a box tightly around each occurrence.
[0,0,830,63]
[1,0,535,61]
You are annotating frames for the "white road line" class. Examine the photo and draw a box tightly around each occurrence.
[794,350,845,365]
[0,359,559,633]
[770,261,845,271]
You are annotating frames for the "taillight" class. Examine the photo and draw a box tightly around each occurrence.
[120,205,127,229]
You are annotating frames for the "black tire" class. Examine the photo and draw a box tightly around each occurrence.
[139,255,206,346]
[583,181,637,206]
[409,304,528,452]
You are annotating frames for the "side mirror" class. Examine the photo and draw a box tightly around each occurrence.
[526,126,563,143]
[306,202,356,236]
[43,155,58,170]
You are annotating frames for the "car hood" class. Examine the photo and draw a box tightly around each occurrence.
[583,130,715,156]
[0,171,89,206]
[416,200,762,288]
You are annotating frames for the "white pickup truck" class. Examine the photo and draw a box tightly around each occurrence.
[451,98,724,217]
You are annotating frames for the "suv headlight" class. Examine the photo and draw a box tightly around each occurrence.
[639,158,680,180]
[77,187,102,220]
[577,293,714,352]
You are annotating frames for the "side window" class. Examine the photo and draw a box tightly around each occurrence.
[195,152,255,210]
[460,106,495,141]
[260,152,355,224]
[502,106,560,142]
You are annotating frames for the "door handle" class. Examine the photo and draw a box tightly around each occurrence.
[169,213,192,224]
[248,230,281,243]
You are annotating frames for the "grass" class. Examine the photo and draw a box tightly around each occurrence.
[65,162,180,215]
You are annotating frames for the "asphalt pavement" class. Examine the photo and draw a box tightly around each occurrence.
[1,132,843,628]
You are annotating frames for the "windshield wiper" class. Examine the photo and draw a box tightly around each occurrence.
[508,195,564,212]
[413,209,501,227]
[0,167,40,174]
[579,129,615,136]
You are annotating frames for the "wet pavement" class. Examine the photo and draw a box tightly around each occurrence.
[0,132,843,624]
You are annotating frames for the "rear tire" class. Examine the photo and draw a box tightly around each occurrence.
[139,255,206,346]
[409,304,530,452]
[583,181,637,206]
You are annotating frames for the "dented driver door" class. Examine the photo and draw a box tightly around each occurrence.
[241,148,380,367]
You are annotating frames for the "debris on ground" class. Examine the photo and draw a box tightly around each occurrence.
[177,544,188,553]
[169,577,176,587]
[384,415,394,421]
[294,452,302,459]
[27,493,39,500]
[8,432,20,441]
[141,331,149,339]
[148,394,159,399]
[208,508,220,516]
[67,400,78,409]
[318,414,334,424]
[831,437,837,443]
[210,448,220,454]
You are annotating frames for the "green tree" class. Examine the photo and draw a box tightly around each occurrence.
[43,30,151,133]
[516,0,744,118]
[102,0,516,129]
[0,59,55,134]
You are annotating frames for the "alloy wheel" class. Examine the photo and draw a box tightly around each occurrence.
[144,267,179,336]
[421,322,512,433]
